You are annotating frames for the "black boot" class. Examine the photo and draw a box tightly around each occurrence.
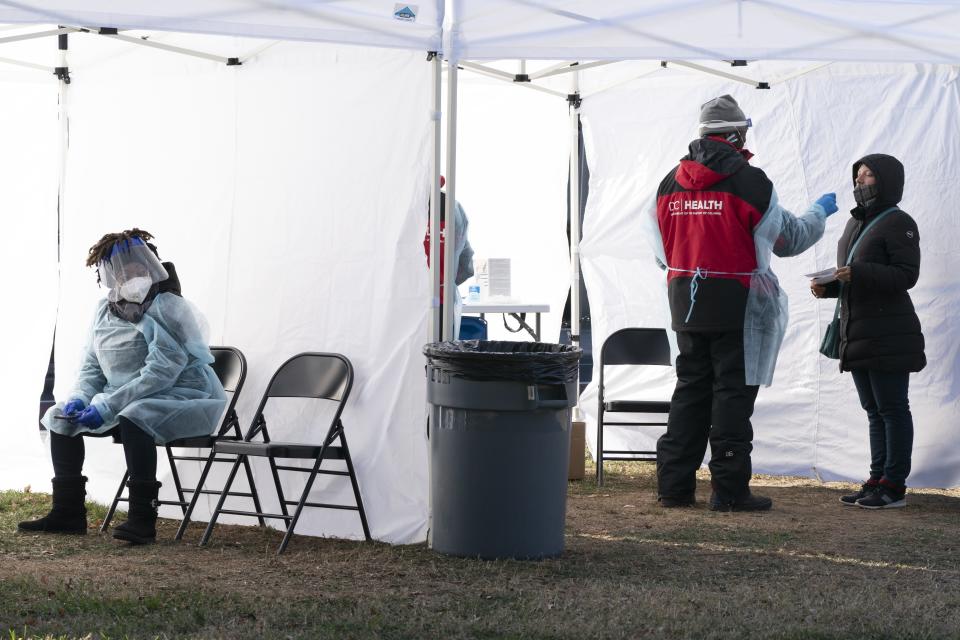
[17,476,88,534]
[709,489,773,512]
[112,480,161,544]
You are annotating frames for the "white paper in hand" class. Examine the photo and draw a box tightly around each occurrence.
[804,267,838,285]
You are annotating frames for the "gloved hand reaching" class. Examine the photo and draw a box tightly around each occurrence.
[73,405,104,428]
[62,399,85,417]
[815,193,838,216]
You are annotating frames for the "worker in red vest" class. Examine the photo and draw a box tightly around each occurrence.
[651,95,838,512]
[425,176,474,339]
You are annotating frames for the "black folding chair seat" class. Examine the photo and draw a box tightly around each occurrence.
[215,440,348,460]
[99,347,265,538]
[199,352,370,554]
[603,400,671,413]
[166,434,239,449]
[596,328,672,486]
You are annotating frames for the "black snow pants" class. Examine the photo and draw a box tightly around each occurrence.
[656,330,759,500]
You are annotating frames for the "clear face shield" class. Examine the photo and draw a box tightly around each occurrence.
[97,238,168,303]
[699,118,752,149]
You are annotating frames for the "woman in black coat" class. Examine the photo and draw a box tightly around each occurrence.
[812,153,925,509]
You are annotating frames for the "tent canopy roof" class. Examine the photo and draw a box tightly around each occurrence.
[0,1,959,63]
[0,1,443,51]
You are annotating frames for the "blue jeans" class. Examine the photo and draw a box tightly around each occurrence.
[850,369,914,487]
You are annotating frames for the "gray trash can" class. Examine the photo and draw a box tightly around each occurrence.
[424,340,581,559]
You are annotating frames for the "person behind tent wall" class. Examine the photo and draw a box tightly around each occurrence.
[424,175,475,339]
[812,154,925,509]
[18,229,226,544]
[647,94,839,512]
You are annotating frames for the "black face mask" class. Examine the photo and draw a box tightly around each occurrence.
[853,182,880,208]
[721,128,746,149]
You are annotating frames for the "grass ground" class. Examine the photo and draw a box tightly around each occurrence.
[2,463,959,640]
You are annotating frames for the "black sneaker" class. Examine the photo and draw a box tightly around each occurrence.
[709,491,773,512]
[658,495,695,508]
[856,484,906,509]
[839,481,879,506]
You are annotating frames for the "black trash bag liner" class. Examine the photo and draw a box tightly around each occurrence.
[424,340,582,384]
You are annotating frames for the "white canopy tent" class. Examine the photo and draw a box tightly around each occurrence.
[575,60,960,488]
[0,1,958,548]
[0,27,437,543]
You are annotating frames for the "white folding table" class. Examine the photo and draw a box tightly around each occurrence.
[462,301,550,341]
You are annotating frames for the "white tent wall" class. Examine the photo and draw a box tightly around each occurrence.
[46,35,432,543]
[579,61,960,488]
[453,74,570,343]
[0,62,59,492]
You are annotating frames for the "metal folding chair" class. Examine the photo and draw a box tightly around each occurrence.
[198,352,371,554]
[100,347,266,537]
[596,328,672,486]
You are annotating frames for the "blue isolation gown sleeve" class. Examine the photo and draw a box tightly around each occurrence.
[453,201,475,286]
[90,317,187,426]
[768,188,828,258]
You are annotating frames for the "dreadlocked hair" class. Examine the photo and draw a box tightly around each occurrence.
[86,228,156,267]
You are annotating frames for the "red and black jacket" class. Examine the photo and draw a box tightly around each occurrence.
[656,137,773,331]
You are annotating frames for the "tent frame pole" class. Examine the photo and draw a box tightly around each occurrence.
[0,55,53,73]
[90,28,241,65]
[442,57,458,341]
[457,60,567,98]
[662,60,769,88]
[0,27,77,46]
[57,31,69,260]
[534,59,617,80]
[568,72,581,349]
[429,52,443,343]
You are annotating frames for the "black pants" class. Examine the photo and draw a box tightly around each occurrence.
[656,330,759,499]
[51,416,158,481]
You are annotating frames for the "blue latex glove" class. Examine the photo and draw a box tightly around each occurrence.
[62,399,85,417]
[73,405,104,428]
[815,193,838,216]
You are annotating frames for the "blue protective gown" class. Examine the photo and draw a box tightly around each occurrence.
[42,293,226,443]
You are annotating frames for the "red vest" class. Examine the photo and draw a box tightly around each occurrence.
[655,138,773,331]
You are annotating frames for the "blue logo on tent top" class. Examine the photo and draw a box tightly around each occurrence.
[393,4,418,22]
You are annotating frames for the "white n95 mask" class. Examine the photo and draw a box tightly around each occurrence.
[118,276,154,303]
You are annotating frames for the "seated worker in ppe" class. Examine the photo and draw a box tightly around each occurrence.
[19,228,226,544]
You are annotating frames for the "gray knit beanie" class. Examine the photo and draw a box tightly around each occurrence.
[698,95,751,137]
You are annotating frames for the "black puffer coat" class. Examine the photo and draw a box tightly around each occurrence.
[823,154,925,372]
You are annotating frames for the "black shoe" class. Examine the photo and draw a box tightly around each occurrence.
[856,484,906,510]
[839,481,879,506]
[709,491,773,512]
[658,494,695,508]
[17,476,88,535]
[113,480,161,545]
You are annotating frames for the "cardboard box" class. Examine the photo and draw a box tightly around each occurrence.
[569,420,586,480]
